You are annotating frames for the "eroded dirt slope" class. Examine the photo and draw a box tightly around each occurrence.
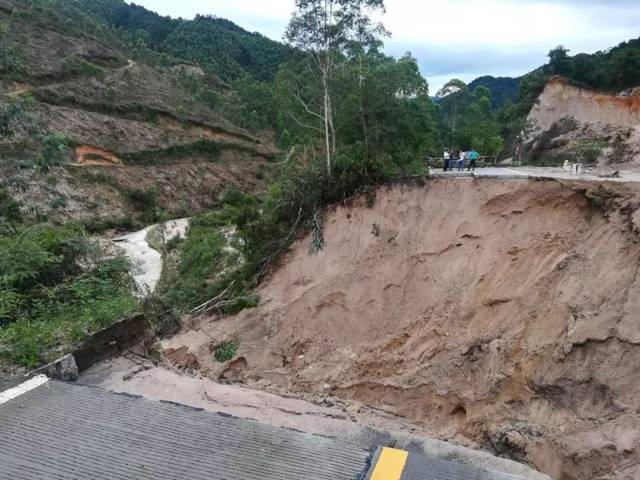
[166,178,640,480]
[1,155,268,226]
[523,77,640,167]
[529,77,640,132]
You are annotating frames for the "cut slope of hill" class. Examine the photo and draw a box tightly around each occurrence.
[162,179,640,480]
[499,37,640,147]
[0,0,274,226]
[520,77,640,167]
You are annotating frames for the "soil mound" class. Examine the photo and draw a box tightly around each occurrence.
[168,178,640,480]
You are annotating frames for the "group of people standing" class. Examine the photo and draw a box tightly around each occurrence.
[443,149,479,172]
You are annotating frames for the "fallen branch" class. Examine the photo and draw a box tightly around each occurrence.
[190,281,235,315]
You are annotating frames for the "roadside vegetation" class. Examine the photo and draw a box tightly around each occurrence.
[0,219,138,369]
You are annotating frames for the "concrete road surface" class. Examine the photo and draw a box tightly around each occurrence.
[0,376,549,480]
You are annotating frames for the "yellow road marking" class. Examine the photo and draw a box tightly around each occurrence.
[370,447,409,480]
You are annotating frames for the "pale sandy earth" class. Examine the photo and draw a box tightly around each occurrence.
[528,78,640,132]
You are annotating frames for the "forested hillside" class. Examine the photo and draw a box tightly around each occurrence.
[2,0,640,374]
[73,0,291,82]
[468,76,519,109]
[547,39,640,93]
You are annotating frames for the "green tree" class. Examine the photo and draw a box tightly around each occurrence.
[451,86,504,156]
[284,0,386,174]
[610,46,640,90]
[437,79,471,143]
[548,45,571,76]
[36,133,70,172]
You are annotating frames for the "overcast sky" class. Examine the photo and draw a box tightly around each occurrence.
[132,0,640,92]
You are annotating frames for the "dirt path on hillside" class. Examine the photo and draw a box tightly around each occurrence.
[113,218,189,294]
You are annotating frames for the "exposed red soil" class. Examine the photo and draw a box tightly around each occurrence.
[75,145,122,166]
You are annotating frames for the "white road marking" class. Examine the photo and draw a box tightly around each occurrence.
[0,375,49,405]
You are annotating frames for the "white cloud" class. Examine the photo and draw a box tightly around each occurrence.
[131,0,640,90]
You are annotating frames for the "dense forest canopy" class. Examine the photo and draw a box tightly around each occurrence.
[546,39,640,93]
[467,76,520,110]
[73,0,291,82]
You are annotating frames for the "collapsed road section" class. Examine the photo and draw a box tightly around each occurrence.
[153,177,640,480]
[0,377,538,480]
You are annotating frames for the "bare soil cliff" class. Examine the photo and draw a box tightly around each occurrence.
[524,77,640,167]
[529,77,640,132]
[165,178,640,480]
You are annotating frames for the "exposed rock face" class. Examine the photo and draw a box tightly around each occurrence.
[523,77,640,167]
[529,77,640,132]
[168,179,640,480]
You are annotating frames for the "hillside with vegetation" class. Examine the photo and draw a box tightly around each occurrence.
[497,38,640,148]
[2,0,639,378]
[0,0,454,373]
[468,75,520,109]
[0,0,273,225]
[74,0,291,83]
[0,0,274,372]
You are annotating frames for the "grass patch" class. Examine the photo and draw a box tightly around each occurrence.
[578,139,605,164]
[123,187,170,223]
[213,338,239,363]
[0,222,139,368]
[49,196,67,210]
[61,57,104,78]
[81,215,137,234]
[121,140,264,166]
[161,212,245,311]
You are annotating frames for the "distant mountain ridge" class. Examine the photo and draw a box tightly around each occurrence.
[468,76,520,109]
[74,0,291,82]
